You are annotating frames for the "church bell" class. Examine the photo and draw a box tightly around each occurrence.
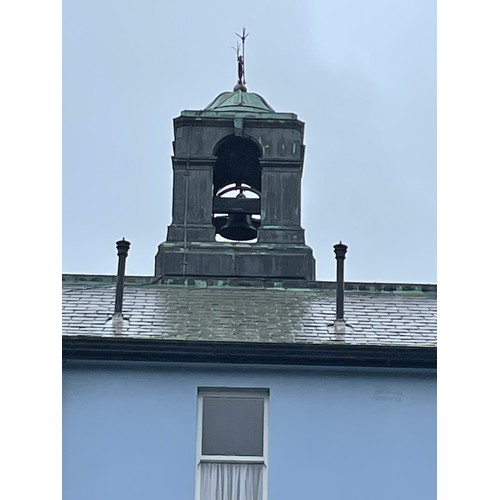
[217,191,259,241]
[219,212,257,241]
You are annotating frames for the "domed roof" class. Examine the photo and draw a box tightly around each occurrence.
[204,88,275,114]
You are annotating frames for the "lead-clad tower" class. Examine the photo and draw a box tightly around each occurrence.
[155,44,315,280]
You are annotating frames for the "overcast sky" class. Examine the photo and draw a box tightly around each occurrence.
[63,0,436,283]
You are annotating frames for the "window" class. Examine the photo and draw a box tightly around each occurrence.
[196,389,269,500]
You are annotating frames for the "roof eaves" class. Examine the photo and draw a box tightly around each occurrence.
[62,337,437,369]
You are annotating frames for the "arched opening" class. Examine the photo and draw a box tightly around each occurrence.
[212,136,262,242]
[213,136,262,195]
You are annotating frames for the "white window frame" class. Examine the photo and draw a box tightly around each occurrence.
[195,388,269,500]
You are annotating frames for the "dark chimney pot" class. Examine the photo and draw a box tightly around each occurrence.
[114,239,131,315]
[333,242,348,320]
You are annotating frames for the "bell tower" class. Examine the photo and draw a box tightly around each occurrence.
[155,36,315,280]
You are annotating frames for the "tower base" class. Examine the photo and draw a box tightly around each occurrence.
[155,242,315,281]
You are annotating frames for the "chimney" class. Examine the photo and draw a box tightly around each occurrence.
[114,238,131,316]
[333,241,348,321]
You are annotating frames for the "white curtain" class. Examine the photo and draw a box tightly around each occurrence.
[200,462,264,500]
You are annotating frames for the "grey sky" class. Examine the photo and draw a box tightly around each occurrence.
[63,0,436,283]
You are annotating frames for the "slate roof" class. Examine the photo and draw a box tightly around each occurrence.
[62,275,436,348]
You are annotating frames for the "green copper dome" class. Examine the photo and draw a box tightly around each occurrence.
[180,87,297,120]
[204,89,275,113]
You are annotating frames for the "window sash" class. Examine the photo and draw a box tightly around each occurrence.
[196,389,269,500]
[202,396,264,457]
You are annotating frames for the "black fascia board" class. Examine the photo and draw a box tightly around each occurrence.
[62,337,436,369]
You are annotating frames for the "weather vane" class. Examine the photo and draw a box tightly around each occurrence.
[234,27,249,88]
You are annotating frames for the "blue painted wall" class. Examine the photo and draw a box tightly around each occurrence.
[63,362,436,500]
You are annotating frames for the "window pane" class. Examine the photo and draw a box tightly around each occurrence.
[202,397,264,456]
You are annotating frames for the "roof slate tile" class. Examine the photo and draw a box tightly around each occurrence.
[62,277,436,348]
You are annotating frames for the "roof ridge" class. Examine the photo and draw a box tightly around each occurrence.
[62,274,436,292]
